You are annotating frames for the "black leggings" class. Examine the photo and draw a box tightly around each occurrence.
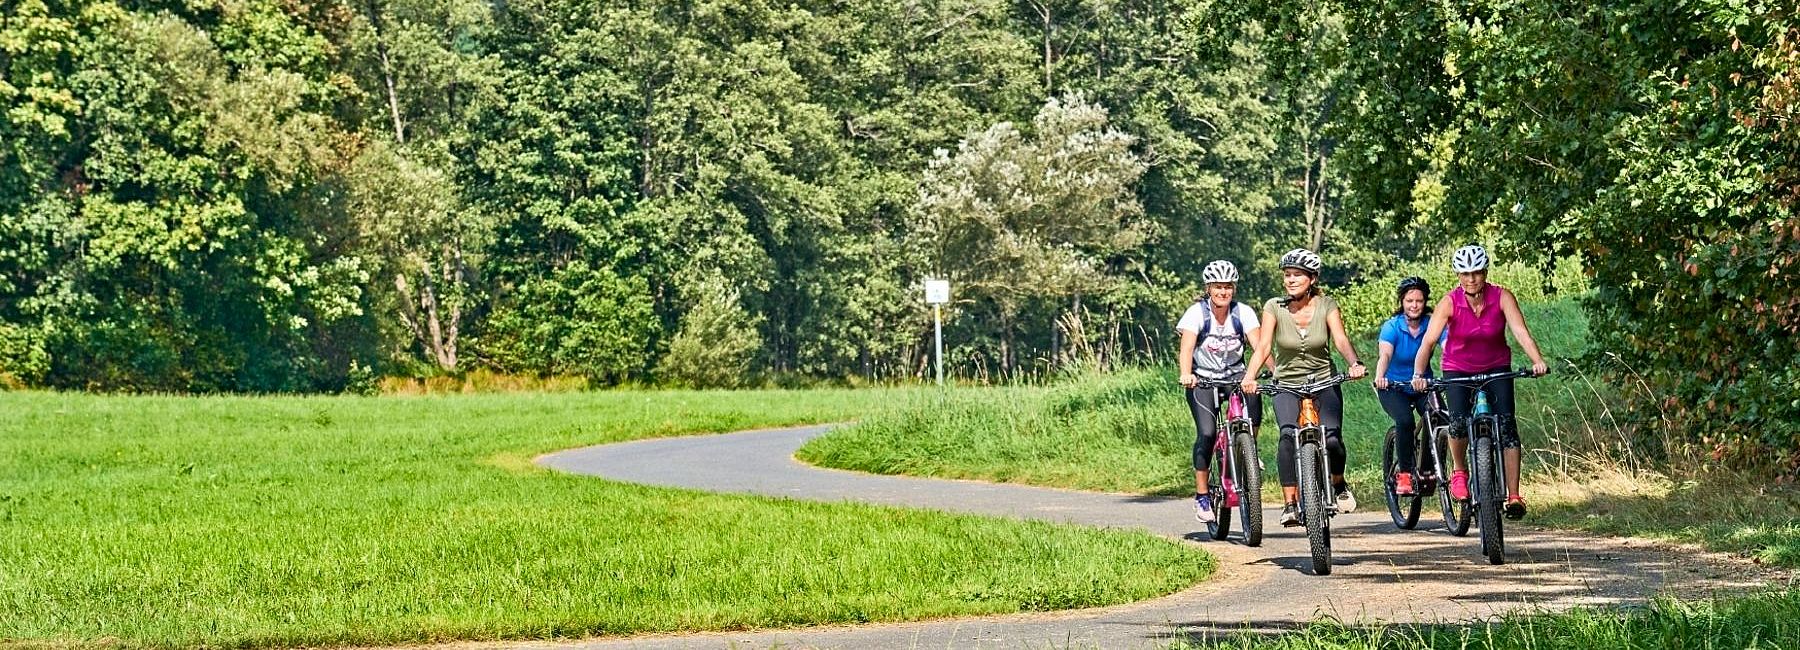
[1187,385,1265,471]
[1273,386,1344,488]
[1378,389,1433,473]
[1443,368,1520,449]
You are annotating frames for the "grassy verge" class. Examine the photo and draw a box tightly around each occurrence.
[1528,466,1800,567]
[1177,590,1800,649]
[801,299,1800,566]
[801,302,1589,495]
[0,389,1212,649]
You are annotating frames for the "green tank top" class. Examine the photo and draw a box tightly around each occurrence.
[1263,294,1338,384]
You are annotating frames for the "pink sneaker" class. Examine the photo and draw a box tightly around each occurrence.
[1394,472,1415,496]
[1450,470,1470,500]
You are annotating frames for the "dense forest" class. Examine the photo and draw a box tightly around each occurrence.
[0,2,1793,462]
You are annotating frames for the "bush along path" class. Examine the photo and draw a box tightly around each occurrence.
[536,424,1783,650]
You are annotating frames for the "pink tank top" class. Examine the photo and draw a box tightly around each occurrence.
[1443,284,1511,372]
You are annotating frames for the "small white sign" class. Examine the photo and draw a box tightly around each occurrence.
[925,279,951,304]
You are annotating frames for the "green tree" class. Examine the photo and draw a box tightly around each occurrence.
[656,279,763,388]
[476,261,659,381]
[1330,0,1800,468]
[918,93,1151,372]
[343,0,503,372]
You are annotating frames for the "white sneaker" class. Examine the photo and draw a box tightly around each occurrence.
[1194,494,1217,523]
[1334,484,1357,513]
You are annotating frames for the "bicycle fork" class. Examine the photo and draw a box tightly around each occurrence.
[1469,391,1500,507]
[1297,398,1335,518]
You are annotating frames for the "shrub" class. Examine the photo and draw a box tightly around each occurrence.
[1331,256,1589,335]
[474,262,660,382]
[656,283,762,388]
[0,323,49,386]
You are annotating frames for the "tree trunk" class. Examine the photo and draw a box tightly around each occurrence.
[365,1,405,144]
[637,73,658,199]
[393,264,457,372]
[1306,146,1326,252]
[1031,1,1054,91]
[1000,310,1014,379]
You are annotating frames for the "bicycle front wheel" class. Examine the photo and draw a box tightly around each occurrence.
[1233,424,1263,547]
[1298,439,1332,576]
[1474,435,1506,565]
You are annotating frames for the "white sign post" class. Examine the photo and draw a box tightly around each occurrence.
[924,280,950,386]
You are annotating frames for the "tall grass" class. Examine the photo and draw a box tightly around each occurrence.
[0,389,1212,648]
[803,299,1800,566]
[804,301,1587,494]
[1177,590,1800,649]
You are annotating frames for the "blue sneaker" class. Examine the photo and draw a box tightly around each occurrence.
[1194,493,1217,523]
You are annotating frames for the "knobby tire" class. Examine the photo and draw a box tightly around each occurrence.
[1475,436,1506,565]
[1299,439,1331,576]
[1233,424,1263,547]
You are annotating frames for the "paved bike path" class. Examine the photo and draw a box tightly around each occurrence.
[533,424,1772,649]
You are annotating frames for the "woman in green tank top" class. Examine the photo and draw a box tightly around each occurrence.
[1241,248,1367,527]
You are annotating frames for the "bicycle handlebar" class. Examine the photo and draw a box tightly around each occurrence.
[1257,373,1359,397]
[1187,372,1271,392]
[1420,368,1544,390]
[1191,378,1245,390]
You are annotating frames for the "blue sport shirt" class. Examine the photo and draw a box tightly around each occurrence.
[1380,314,1445,388]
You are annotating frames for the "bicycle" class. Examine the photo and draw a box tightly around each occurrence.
[1374,382,1468,533]
[1422,368,1541,565]
[1260,373,1358,575]
[1193,377,1264,546]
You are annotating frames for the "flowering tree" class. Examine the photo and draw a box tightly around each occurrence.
[918,94,1152,372]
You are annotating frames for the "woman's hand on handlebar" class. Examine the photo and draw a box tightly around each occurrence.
[1240,377,1258,395]
[1531,360,1549,377]
[1374,377,1390,390]
[1179,373,1199,388]
[1411,377,1429,392]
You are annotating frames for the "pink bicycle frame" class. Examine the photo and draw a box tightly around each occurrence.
[1213,391,1248,507]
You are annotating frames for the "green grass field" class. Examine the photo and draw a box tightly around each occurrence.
[800,299,1800,567]
[0,389,1212,648]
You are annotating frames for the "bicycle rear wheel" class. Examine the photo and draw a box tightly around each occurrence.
[1436,426,1472,536]
[1382,427,1421,529]
[1233,424,1263,546]
[1299,439,1332,575]
[1206,483,1232,541]
[1474,434,1506,565]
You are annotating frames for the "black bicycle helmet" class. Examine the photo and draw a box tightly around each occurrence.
[1397,276,1431,301]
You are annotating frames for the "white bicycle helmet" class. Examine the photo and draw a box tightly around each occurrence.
[1279,248,1322,274]
[1202,260,1240,284]
[1452,244,1490,272]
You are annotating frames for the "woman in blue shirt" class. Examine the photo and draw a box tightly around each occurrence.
[1372,277,1442,496]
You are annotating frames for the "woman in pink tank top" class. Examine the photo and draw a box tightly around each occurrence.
[1408,245,1550,519]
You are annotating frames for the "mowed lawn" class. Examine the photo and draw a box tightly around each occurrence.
[0,389,1212,648]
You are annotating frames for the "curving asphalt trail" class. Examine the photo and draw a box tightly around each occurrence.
[532,424,1774,649]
